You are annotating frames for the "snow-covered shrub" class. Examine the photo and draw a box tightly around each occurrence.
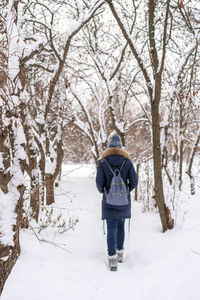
[38,206,79,233]
[22,198,78,234]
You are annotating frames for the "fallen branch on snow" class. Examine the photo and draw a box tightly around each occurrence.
[29,224,72,254]
[190,249,200,255]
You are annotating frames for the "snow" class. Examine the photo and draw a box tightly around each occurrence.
[7,0,24,87]
[66,0,105,37]
[14,123,27,148]
[2,164,200,300]
[45,145,57,175]
[0,191,17,246]
[23,36,45,59]
[45,158,56,175]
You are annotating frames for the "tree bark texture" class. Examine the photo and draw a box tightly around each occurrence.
[0,246,19,295]
[0,184,25,295]
[186,130,200,195]
[45,173,55,205]
[151,102,174,231]
[45,141,63,205]
[30,177,40,221]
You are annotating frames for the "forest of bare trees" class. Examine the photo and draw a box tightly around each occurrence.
[0,0,200,294]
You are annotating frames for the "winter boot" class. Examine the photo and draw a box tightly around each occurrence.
[108,254,118,271]
[117,249,123,263]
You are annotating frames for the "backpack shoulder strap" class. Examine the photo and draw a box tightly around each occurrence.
[103,159,115,175]
[120,159,126,172]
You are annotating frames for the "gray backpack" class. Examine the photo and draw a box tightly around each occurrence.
[104,159,128,206]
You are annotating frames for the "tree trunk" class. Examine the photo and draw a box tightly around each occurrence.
[28,146,40,220]
[186,130,200,195]
[0,245,19,295]
[34,135,45,206]
[45,174,55,205]
[0,184,25,295]
[105,0,173,232]
[45,140,63,205]
[30,177,40,221]
[0,122,11,193]
[151,102,174,232]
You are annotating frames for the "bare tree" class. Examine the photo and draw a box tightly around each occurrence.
[65,14,149,164]
[103,0,175,231]
[27,0,105,205]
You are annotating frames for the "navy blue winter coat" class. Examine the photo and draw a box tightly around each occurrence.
[96,147,138,220]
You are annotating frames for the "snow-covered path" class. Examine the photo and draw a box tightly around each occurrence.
[2,165,200,300]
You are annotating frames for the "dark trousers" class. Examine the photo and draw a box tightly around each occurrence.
[106,218,125,256]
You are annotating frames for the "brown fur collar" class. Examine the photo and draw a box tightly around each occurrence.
[100,148,131,160]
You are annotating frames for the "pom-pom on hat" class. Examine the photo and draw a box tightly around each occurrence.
[108,135,122,148]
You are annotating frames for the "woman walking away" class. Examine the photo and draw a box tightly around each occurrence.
[96,135,138,271]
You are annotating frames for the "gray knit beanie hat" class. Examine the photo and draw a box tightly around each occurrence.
[108,135,122,148]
